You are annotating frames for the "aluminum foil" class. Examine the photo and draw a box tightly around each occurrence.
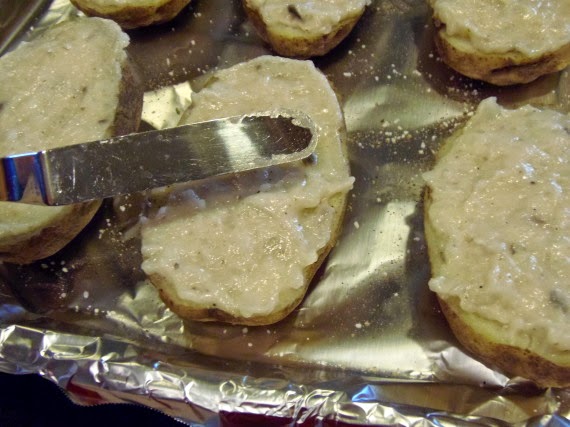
[1,0,569,425]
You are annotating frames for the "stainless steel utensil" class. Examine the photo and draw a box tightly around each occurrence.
[0,111,316,206]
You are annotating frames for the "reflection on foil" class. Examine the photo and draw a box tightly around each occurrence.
[142,82,193,130]
[0,0,568,425]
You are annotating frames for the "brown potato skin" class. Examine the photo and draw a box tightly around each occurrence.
[242,1,365,58]
[0,201,101,264]
[112,60,144,138]
[438,297,570,388]
[432,20,570,86]
[70,0,192,29]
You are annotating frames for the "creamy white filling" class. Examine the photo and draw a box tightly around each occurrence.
[430,0,570,56]
[0,17,128,239]
[424,98,570,353]
[246,0,370,36]
[141,56,353,319]
[142,171,352,318]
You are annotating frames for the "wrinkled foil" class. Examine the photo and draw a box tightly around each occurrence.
[1,0,569,425]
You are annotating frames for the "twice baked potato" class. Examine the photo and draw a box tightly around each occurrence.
[429,0,570,85]
[0,17,143,263]
[243,0,369,58]
[424,98,570,387]
[141,56,354,325]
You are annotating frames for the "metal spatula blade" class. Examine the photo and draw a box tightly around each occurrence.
[0,110,317,206]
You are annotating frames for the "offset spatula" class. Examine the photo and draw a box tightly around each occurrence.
[0,111,317,206]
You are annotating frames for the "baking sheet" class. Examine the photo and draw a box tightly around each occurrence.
[0,0,569,425]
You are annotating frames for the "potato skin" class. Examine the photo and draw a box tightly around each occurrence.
[242,1,366,58]
[0,201,101,264]
[431,18,570,86]
[70,0,192,29]
[438,297,570,388]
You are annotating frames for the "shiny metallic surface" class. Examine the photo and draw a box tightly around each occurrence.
[0,112,316,205]
[0,0,53,56]
[0,0,569,425]
[0,152,47,204]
